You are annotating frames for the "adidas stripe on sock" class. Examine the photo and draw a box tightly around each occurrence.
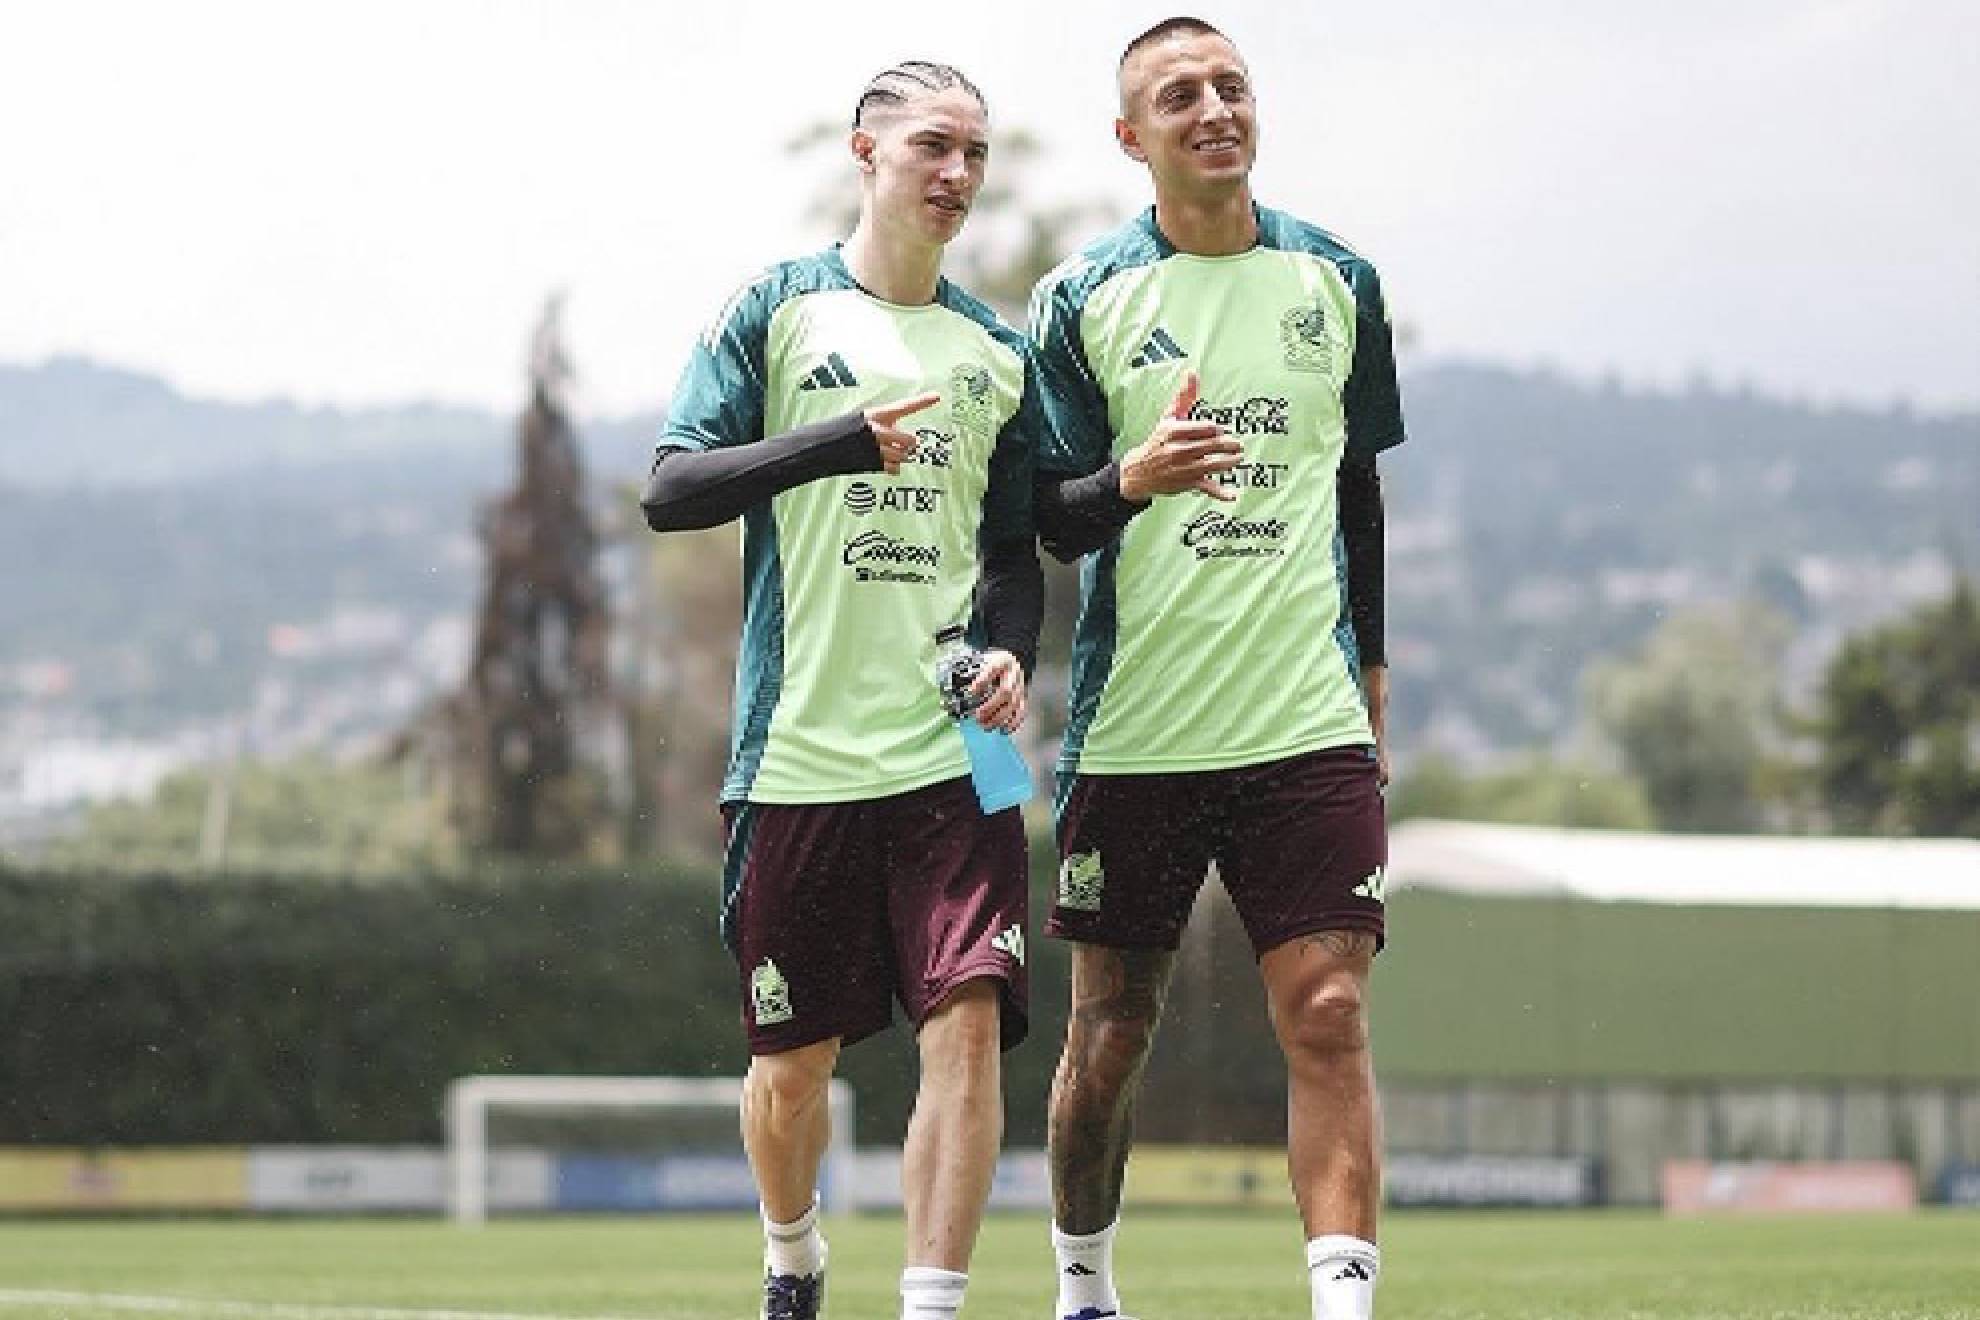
[1052,1220,1120,1318]
[1306,1234,1379,1320]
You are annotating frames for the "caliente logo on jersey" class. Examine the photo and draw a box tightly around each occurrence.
[841,530,940,586]
[1180,510,1290,562]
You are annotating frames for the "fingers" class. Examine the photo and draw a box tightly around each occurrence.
[1194,475,1239,502]
[969,651,1027,732]
[1167,370,1199,421]
[869,392,941,427]
[872,423,919,474]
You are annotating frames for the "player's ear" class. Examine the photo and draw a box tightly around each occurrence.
[851,128,878,174]
[1114,117,1147,163]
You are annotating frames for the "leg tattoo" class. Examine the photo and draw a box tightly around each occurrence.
[1049,945,1176,1233]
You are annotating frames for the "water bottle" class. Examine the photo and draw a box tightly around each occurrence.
[932,625,1033,814]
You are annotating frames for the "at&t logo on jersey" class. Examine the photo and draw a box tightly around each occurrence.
[842,481,945,517]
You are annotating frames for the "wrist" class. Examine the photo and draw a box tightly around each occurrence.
[1114,460,1152,505]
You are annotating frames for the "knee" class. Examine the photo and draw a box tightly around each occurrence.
[1276,979,1368,1062]
[921,981,1004,1081]
[746,1046,836,1121]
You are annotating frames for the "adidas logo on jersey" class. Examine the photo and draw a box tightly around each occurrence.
[1128,327,1187,368]
[797,352,859,391]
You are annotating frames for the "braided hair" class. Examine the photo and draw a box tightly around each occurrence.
[852,60,986,128]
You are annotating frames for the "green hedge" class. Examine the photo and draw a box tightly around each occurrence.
[0,860,1071,1148]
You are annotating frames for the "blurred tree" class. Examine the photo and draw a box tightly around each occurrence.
[1389,752,1654,830]
[398,297,618,858]
[1810,580,1980,836]
[45,757,457,874]
[1584,605,1790,833]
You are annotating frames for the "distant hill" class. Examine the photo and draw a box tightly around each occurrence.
[1,354,1973,757]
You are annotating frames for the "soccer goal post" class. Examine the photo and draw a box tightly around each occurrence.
[445,1074,857,1225]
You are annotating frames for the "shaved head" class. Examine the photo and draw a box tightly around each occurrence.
[1117,16,1230,116]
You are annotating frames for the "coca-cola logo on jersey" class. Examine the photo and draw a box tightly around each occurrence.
[1188,396,1290,436]
[908,428,956,468]
[1179,510,1289,561]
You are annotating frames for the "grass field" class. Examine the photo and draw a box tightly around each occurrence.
[0,1210,1976,1320]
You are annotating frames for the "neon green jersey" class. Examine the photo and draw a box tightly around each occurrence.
[1029,205,1406,777]
[662,248,1037,804]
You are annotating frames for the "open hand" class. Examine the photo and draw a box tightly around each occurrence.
[1117,372,1243,503]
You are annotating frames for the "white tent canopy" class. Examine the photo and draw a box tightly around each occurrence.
[1389,819,1980,910]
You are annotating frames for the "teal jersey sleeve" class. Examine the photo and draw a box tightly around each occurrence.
[660,270,781,452]
[980,341,1043,547]
[1027,263,1114,477]
[1341,260,1406,459]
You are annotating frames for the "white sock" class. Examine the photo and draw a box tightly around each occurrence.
[900,1265,967,1320]
[1306,1235,1380,1320]
[1052,1220,1121,1318]
[762,1199,825,1278]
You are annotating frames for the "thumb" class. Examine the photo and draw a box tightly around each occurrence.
[871,392,941,426]
[1167,370,1199,421]
[1195,474,1237,502]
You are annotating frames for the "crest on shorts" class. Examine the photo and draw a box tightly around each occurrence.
[948,363,996,445]
[751,959,793,1026]
[1281,303,1335,376]
[1058,851,1105,912]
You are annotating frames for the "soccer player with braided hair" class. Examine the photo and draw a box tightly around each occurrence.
[642,59,1042,1320]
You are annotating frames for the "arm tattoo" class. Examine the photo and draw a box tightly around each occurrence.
[1051,946,1175,1232]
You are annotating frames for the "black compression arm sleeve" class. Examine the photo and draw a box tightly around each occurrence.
[640,411,878,532]
[975,535,1044,677]
[1034,461,1148,562]
[1339,456,1387,667]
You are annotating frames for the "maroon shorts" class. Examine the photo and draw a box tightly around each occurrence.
[1049,746,1387,956]
[722,776,1029,1056]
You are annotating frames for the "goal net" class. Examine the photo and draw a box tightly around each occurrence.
[444,1075,857,1224]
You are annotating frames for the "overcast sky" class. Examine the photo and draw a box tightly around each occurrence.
[3,0,1975,416]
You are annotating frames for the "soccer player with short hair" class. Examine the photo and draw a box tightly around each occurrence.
[641,60,1043,1320]
[1027,17,1404,1320]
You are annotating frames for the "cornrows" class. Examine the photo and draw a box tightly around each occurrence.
[852,60,986,127]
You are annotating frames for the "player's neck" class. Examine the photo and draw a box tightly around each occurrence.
[841,223,942,306]
[1152,184,1257,257]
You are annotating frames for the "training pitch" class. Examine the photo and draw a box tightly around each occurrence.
[0,1210,1975,1319]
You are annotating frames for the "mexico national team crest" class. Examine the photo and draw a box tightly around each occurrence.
[751,959,793,1026]
[1281,303,1335,377]
[1058,850,1105,912]
[948,362,996,445]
